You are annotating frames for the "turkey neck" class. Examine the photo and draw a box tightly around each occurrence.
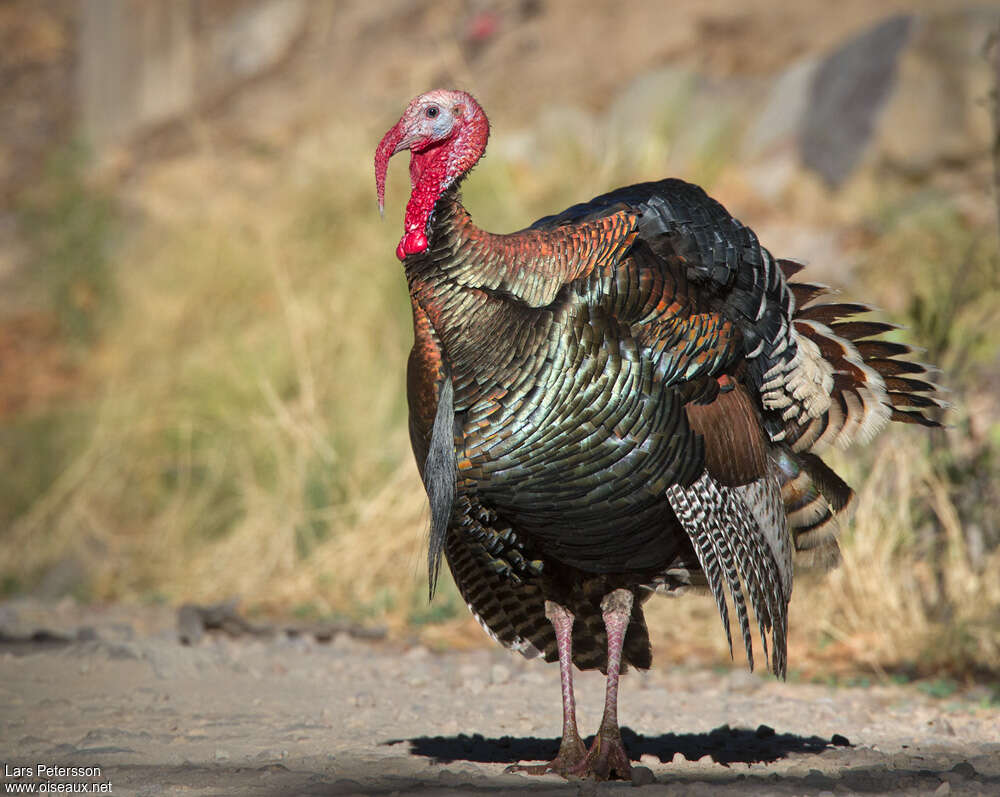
[402,186,532,398]
[402,184,485,292]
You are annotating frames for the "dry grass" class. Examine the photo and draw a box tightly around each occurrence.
[3,102,999,681]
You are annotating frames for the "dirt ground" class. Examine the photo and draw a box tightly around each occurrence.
[1,602,997,796]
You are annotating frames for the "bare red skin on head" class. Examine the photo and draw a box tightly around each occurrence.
[375,91,489,260]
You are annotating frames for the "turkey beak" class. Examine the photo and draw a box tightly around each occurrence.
[375,122,407,218]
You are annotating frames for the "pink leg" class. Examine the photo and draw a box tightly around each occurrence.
[506,601,586,775]
[570,588,633,780]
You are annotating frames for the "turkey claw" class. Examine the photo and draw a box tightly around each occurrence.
[568,732,632,781]
[506,739,587,778]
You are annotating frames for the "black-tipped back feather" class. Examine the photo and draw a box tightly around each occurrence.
[667,471,791,677]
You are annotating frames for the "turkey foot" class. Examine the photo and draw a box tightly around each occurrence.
[505,733,587,776]
[506,601,587,776]
[573,588,634,780]
[570,723,631,780]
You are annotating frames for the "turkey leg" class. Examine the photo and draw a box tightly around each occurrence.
[506,600,586,775]
[570,588,633,780]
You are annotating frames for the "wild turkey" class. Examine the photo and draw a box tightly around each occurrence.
[374,89,942,780]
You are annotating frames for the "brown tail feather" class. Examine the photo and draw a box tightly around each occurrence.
[774,449,844,570]
[890,407,943,426]
[830,320,899,339]
[779,279,943,455]
[788,282,830,308]
[796,302,872,325]
[777,259,806,278]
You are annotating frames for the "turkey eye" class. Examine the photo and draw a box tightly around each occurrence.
[425,106,439,118]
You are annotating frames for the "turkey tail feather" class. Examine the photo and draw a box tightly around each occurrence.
[760,266,945,569]
[779,276,945,455]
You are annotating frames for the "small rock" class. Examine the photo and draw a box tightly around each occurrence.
[404,645,430,660]
[214,749,230,761]
[631,765,655,786]
[437,770,463,785]
[103,641,142,661]
[725,669,758,693]
[934,782,951,795]
[963,685,995,704]
[110,623,135,640]
[950,761,976,779]
[76,626,99,642]
[18,735,47,746]
[805,769,830,786]
[756,724,775,739]
[831,733,850,747]
[331,633,362,652]
[177,604,205,645]
[463,677,486,695]
[258,763,289,774]
[490,664,510,685]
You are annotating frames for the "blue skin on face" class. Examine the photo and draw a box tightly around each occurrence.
[431,111,454,139]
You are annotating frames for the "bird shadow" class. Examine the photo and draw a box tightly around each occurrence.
[385,724,844,767]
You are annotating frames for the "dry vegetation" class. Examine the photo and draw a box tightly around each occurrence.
[3,2,999,687]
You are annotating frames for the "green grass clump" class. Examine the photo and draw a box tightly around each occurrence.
[17,142,118,343]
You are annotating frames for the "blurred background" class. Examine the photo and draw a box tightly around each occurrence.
[2,0,998,687]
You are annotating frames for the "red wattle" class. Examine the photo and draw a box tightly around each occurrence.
[397,230,429,260]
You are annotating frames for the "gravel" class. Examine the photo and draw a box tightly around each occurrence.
[0,601,998,795]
